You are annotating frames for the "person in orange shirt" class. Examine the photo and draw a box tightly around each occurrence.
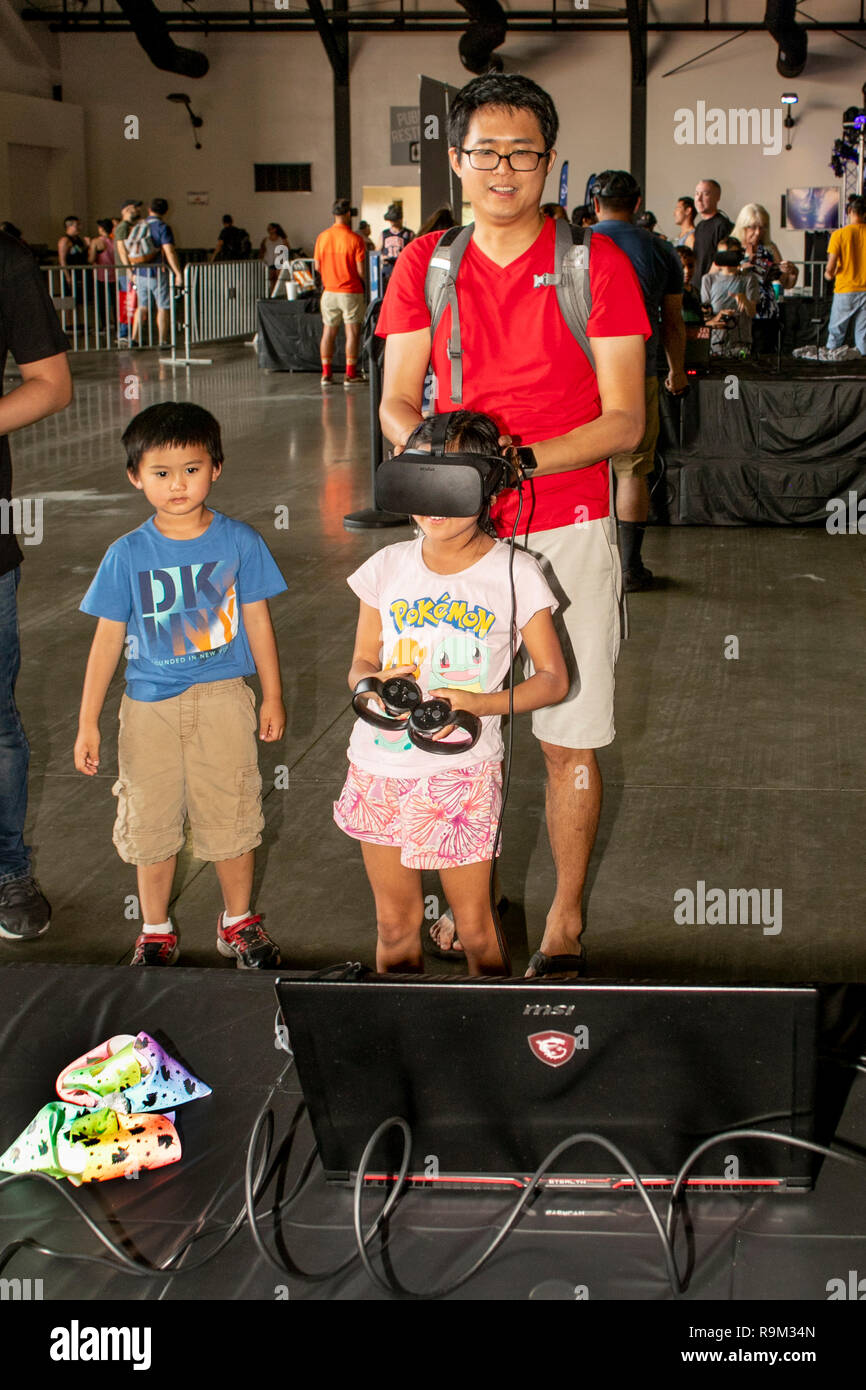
[825,195,866,353]
[313,199,367,388]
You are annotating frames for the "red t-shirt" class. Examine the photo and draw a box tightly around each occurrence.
[314,223,366,294]
[376,219,650,533]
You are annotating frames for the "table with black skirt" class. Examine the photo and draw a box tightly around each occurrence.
[255,296,346,372]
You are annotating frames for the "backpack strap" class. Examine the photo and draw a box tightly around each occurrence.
[424,223,474,403]
[550,219,595,372]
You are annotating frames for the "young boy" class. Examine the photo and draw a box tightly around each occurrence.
[74,402,287,968]
[700,237,760,355]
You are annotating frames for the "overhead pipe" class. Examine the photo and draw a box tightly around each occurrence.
[456,0,507,74]
[765,0,807,79]
[115,0,208,77]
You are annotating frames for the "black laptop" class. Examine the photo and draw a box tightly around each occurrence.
[275,977,818,1193]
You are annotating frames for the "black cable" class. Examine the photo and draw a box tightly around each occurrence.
[243,1106,409,1285]
[351,1120,681,1298]
[347,1118,866,1300]
[485,471,523,975]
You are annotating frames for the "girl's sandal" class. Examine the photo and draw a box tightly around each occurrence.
[425,898,509,961]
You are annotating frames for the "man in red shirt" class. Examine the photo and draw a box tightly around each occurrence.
[377,73,649,976]
[313,198,367,388]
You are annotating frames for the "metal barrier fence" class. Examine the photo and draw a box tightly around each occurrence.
[180,258,268,362]
[43,260,268,364]
[44,263,180,352]
[44,255,832,362]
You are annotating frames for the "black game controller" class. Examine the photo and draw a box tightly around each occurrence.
[352,676,481,755]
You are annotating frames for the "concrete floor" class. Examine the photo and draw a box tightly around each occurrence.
[4,343,865,979]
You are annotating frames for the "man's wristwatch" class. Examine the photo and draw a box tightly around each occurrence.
[514,446,538,475]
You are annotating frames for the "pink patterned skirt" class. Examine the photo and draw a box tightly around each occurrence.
[334,759,503,869]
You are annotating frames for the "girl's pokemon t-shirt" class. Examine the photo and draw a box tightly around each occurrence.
[346,536,558,776]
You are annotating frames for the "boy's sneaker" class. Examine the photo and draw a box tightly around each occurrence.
[343,372,367,389]
[216,912,281,970]
[320,373,334,387]
[130,932,179,966]
[0,876,51,941]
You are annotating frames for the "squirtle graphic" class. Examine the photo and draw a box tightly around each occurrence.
[428,632,490,694]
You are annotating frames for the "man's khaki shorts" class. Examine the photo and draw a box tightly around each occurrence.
[112,678,264,866]
[610,376,660,479]
[520,516,622,750]
[320,291,365,327]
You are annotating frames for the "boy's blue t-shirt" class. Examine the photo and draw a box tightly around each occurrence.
[80,510,286,702]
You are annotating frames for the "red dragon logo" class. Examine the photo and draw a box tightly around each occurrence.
[528,1031,576,1068]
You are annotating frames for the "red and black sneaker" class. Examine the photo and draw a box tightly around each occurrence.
[216,913,281,970]
[130,932,179,966]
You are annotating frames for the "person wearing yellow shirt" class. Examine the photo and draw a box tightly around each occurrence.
[825,195,866,353]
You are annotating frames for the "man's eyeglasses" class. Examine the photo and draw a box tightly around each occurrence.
[460,148,549,172]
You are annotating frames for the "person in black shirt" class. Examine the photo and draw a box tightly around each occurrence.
[210,215,249,262]
[378,204,414,288]
[693,180,733,282]
[0,230,71,940]
[58,215,90,298]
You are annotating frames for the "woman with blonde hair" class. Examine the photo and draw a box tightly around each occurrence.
[730,203,798,350]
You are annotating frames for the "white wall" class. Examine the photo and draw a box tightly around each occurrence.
[49,28,628,251]
[0,92,85,244]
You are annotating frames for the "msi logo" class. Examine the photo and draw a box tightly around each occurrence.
[528,1031,577,1068]
[523,1003,575,1017]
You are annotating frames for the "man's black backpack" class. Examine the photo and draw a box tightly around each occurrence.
[423,218,594,402]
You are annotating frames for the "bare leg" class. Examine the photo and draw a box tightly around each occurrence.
[156,307,170,343]
[345,321,362,366]
[532,743,602,965]
[137,856,177,924]
[132,306,147,346]
[428,865,504,956]
[360,841,424,972]
[615,475,649,523]
[214,850,255,917]
[439,861,507,976]
[320,323,338,371]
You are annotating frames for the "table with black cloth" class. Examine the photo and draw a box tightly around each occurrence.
[653,355,866,525]
[255,296,346,372]
[1,964,865,1311]
[778,293,832,352]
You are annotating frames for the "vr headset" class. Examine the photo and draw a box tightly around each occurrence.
[714,246,744,267]
[374,412,517,517]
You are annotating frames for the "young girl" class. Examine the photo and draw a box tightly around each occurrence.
[334,411,569,977]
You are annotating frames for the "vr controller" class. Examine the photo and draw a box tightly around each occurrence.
[352,676,481,755]
[374,411,532,518]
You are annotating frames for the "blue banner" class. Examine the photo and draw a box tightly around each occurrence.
[559,161,569,208]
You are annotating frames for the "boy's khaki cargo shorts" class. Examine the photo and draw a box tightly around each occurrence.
[112,678,264,865]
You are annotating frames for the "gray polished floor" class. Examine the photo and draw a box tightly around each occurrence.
[5,344,864,978]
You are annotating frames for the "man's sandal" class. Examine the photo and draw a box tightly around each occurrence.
[525,946,586,979]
